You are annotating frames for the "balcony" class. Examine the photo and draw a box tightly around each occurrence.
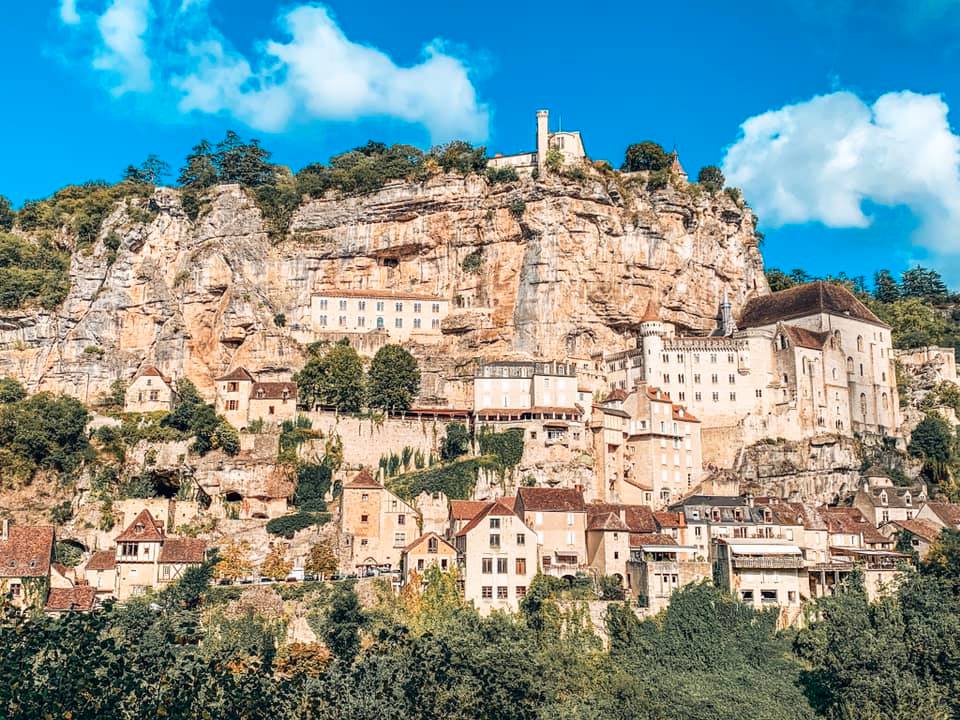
[731,556,804,570]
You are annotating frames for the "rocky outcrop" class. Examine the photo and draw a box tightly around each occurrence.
[0,170,766,402]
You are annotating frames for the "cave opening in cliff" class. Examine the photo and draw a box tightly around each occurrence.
[224,491,244,503]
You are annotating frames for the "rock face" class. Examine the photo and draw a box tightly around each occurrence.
[0,171,766,401]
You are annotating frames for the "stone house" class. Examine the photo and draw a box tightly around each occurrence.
[455,499,538,615]
[474,360,587,453]
[626,534,708,613]
[215,367,256,429]
[447,499,490,539]
[113,509,206,601]
[514,487,588,579]
[879,518,942,560]
[486,109,586,174]
[592,385,703,508]
[852,469,926,527]
[248,381,298,426]
[310,289,449,343]
[83,550,117,600]
[584,509,630,582]
[917,501,960,531]
[45,586,97,614]
[0,520,54,610]
[400,531,458,585]
[124,366,176,413]
[714,538,805,624]
[339,469,417,573]
[819,507,893,550]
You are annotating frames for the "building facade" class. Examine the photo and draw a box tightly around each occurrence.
[339,470,418,573]
[311,289,449,342]
[124,366,176,413]
[514,487,588,578]
[400,531,458,585]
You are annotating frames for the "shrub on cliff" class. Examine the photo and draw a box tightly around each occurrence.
[0,233,71,309]
[266,511,331,539]
[0,392,90,479]
[697,165,725,193]
[0,377,26,403]
[367,345,421,412]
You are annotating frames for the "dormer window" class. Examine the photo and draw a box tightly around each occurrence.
[904,493,912,507]
[135,523,144,533]
[257,389,265,399]
[879,491,888,506]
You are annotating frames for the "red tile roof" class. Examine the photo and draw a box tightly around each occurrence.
[449,500,489,521]
[629,533,678,547]
[0,525,54,578]
[517,487,585,513]
[115,509,165,543]
[250,382,298,400]
[84,550,116,572]
[820,507,888,545]
[401,531,457,554]
[587,511,631,532]
[672,404,699,422]
[781,325,830,350]
[45,585,97,612]
[216,367,256,382]
[653,511,685,529]
[739,281,886,329]
[588,503,657,533]
[158,538,206,564]
[923,502,960,529]
[456,500,521,537]
[645,387,672,403]
[603,389,628,403]
[640,298,660,322]
[888,519,941,544]
[139,366,173,385]
[342,468,382,490]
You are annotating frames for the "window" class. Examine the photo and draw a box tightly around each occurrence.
[711,374,718,384]
[361,493,369,501]
[695,392,702,401]
[566,531,576,545]
[710,354,717,364]
[712,392,719,402]
[755,389,763,398]
[413,318,421,329]
[441,559,448,570]
[357,316,365,327]
[760,589,778,603]
[727,353,735,363]
[121,543,139,558]
[338,315,347,326]
[516,534,526,545]
[395,302,403,312]
[360,514,369,523]
[497,586,508,599]
[730,392,736,401]
[432,303,440,313]
[741,590,754,601]
[10,583,20,598]
[398,514,406,525]
[490,517,501,529]
[788,591,797,603]
[489,533,500,548]
[482,558,493,573]
[481,586,493,599]
[149,390,159,401]
[413,302,421,313]
[226,400,238,411]
[428,537,438,553]
[395,318,403,328]
[857,335,864,351]
[376,301,384,311]
[663,373,670,384]
[516,558,527,574]
[358,300,366,311]
[417,559,425,571]
[268,405,275,415]
[432,318,440,329]
[693,373,701,383]
[497,558,508,573]
[227,382,239,393]
[319,315,327,326]
[376,317,384,329]
[566,512,575,527]
[515,586,527,598]
[319,299,328,310]
[728,374,735,384]
[339,299,347,310]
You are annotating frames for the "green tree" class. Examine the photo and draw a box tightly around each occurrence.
[214,131,275,187]
[305,540,338,579]
[367,345,421,412]
[317,339,365,412]
[0,195,13,231]
[873,269,900,303]
[901,265,948,303]
[440,422,471,461]
[766,268,796,292]
[0,377,26,403]
[178,139,218,188]
[622,141,670,172]
[697,165,725,193]
[0,392,90,475]
[324,584,365,664]
[124,154,171,185]
[908,413,954,483]
[293,461,332,510]
[871,297,950,349]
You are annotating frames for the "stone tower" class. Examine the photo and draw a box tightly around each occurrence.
[536,110,549,173]
[720,289,737,336]
[639,299,664,383]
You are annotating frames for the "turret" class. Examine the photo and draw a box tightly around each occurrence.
[639,298,664,380]
[536,110,549,173]
[720,288,737,336]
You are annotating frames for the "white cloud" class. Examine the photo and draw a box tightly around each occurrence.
[59,1,489,142]
[723,90,960,259]
[60,0,81,25]
[91,0,153,94]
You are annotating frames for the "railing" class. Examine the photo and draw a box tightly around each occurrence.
[731,556,804,570]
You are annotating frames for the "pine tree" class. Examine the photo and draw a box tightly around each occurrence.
[873,269,900,303]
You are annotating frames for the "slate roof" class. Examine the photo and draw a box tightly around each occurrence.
[860,483,925,509]
[84,550,117,572]
[158,538,206,564]
[45,586,97,612]
[739,281,886,329]
[250,382,298,400]
[0,525,54,578]
[114,509,165,543]
[517,487,585,513]
[216,367,256,382]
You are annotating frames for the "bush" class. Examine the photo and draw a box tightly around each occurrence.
[461,250,483,273]
[477,427,524,469]
[265,511,332,539]
[508,200,526,220]
[0,377,26,403]
[274,312,286,327]
[0,393,90,478]
[440,422,471,461]
[49,501,73,525]
[697,165,725,193]
[485,166,518,184]
[367,345,420,412]
[0,233,71,309]
[646,169,670,191]
[386,456,497,501]
[293,462,332,510]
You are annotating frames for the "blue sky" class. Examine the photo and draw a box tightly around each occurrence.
[5,1,960,286]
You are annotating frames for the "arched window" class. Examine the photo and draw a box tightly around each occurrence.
[859,392,867,417]
[857,335,864,352]
[881,393,889,410]
[376,316,384,329]
[831,368,838,380]
[846,357,854,372]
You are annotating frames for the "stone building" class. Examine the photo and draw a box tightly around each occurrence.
[600,282,901,464]
[399,531,458,585]
[626,535,708,613]
[215,367,256,428]
[0,520,54,610]
[852,469,926,527]
[455,499,538,615]
[339,469,417,573]
[514,487,588,578]
[124,366,176,413]
[591,385,703,508]
[215,366,298,430]
[113,509,206,601]
[310,289,449,342]
[473,360,587,451]
[917,501,960,531]
[487,109,586,174]
[879,518,942,560]
[714,538,805,624]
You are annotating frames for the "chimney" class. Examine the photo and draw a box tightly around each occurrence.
[536,110,549,173]
[0,518,8,541]
[574,483,584,495]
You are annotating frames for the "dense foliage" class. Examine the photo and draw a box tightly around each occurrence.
[265,511,332,539]
[0,232,71,309]
[0,392,90,484]
[161,379,239,456]
[294,339,365,412]
[622,141,671,172]
[367,345,421,412]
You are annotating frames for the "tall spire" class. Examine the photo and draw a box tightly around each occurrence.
[720,288,736,336]
[641,298,660,323]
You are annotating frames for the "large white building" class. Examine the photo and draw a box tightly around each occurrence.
[487,109,586,174]
[600,282,900,463]
[311,289,450,342]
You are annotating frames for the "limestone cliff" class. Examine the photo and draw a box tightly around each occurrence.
[0,170,766,401]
